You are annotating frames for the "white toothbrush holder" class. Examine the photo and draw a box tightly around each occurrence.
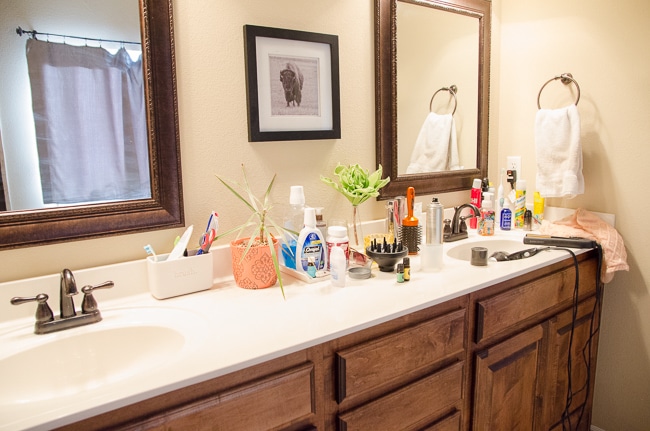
[146,251,214,299]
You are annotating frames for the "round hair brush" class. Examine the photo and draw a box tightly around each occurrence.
[401,187,422,255]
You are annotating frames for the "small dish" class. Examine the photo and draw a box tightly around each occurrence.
[348,267,371,279]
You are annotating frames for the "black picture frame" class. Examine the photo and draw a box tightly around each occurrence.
[244,25,341,142]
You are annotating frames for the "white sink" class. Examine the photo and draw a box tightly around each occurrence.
[446,239,525,261]
[0,306,206,404]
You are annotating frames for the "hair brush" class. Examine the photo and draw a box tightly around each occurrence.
[401,187,422,255]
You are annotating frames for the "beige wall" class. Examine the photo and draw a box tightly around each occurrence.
[1,0,648,429]
[493,1,650,429]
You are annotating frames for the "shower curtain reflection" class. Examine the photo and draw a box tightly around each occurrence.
[26,39,149,205]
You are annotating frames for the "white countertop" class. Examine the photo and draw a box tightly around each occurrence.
[0,228,589,431]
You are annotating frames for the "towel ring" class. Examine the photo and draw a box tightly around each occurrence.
[537,73,581,109]
[429,85,458,115]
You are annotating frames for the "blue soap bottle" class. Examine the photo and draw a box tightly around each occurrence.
[500,202,512,231]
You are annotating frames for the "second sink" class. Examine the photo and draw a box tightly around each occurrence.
[446,239,524,261]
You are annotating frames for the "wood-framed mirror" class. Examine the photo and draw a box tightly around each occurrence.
[375,0,491,199]
[0,0,183,249]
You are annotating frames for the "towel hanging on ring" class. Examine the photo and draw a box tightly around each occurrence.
[406,112,459,173]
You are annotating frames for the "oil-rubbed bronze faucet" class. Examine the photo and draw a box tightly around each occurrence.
[10,269,113,334]
[444,203,481,242]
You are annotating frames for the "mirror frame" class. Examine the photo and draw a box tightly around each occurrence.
[0,0,184,249]
[375,0,491,199]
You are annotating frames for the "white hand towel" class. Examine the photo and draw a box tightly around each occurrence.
[406,112,459,174]
[534,104,584,198]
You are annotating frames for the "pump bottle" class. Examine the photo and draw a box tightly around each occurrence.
[478,193,495,236]
[282,186,305,269]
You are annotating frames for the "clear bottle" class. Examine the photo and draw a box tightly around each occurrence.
[330,245,347,287]
[326,225,349,270]
[297,207,326,273]
[478,193,495,236]
[282,185,305,269]
[314,207,327,240]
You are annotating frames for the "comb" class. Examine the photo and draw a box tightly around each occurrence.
[401,187,422,255]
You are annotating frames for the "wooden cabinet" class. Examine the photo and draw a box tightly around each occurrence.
[470,251,600,431]
[57,251,601,431]
[473,324,545,430]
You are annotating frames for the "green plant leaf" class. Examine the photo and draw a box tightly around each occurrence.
[321,163,390,206]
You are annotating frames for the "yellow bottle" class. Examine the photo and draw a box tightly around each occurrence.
[514,180,527,229]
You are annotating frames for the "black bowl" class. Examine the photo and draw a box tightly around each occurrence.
[365,246,409,272]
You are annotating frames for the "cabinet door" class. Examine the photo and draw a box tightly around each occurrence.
[473,324,544,431]
[540,297,599,431]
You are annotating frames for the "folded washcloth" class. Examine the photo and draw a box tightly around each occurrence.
[406,112,459,173]
[539,208,628,283]
[535,104,584,198]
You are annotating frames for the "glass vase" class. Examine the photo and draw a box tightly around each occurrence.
[349,205,363,248]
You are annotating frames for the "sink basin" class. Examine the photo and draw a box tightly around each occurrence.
[446,239,525,261]
[0,306,206,404]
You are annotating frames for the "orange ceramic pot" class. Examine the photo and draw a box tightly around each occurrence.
[230,237,280,289]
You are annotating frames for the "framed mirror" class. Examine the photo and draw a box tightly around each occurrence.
[0,0,183,249]
[375,0,491,199]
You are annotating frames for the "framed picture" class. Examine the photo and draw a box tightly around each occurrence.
[244,25,341,142]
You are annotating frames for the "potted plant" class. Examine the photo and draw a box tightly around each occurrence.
[215,164,294,298]
[321,163,390,246]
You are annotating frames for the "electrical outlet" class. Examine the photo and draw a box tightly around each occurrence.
[507,156,522,178]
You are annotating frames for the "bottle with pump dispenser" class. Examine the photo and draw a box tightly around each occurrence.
[297,207,326,275]
[478,193,495,236]
[282,186,305,269]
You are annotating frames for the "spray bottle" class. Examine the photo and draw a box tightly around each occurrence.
[514,179,527,229]
[469,179,482,229]
[421,197,444,271]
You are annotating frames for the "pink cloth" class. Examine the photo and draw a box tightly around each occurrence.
[539,208,628,283]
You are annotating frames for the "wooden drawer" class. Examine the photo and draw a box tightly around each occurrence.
[126,362,315,431]
[475,258,597,342]
[338,362,464,431]
[420,410,461,431]
[336,308,466,402]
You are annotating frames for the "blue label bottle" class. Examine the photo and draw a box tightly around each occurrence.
[500,207,512,231]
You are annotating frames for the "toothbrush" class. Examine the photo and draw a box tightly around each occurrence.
[143,244,158,262]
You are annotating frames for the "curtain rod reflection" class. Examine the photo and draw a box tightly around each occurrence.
[16,26,140,46]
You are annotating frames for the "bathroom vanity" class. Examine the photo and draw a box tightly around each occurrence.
[0,233,601,431]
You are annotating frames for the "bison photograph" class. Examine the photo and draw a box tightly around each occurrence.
[269,56,319,116]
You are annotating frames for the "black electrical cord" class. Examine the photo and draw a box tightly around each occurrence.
[559,243,604,431]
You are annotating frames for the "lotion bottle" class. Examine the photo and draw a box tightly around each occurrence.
[330,245,347,287]
[297,207,326,274]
